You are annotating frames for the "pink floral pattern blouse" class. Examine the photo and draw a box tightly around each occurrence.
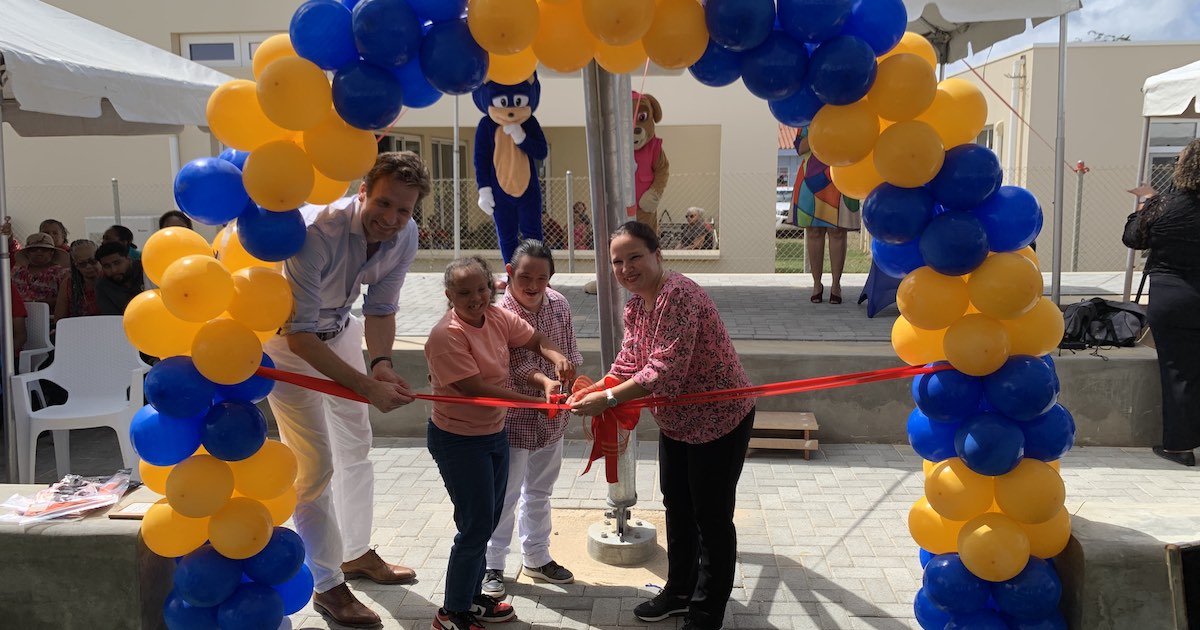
[13,264,64,305]
[610,271,754,444]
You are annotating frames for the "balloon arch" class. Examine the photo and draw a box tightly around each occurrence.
[127,1,1074,628]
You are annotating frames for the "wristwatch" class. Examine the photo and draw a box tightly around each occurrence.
[605,388,619,408]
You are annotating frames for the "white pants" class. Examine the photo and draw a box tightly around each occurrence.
[485,438,564,570]
[264,317,374,594]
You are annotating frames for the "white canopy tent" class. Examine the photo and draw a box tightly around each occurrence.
[1122,58,1200,301]
[0,0,231,482]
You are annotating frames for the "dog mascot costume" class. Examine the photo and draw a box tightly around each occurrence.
[473,74,548,265]
[632,91,670,233]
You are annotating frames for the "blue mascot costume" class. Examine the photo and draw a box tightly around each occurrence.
[472,73,548,265]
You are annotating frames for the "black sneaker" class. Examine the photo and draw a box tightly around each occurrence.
[433,608,484,630]
[634,591,689,622]
[522,560,574,584]
[471,593,516,623]
[481,568,505,598]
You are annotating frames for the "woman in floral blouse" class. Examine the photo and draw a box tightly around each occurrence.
[569,220,755,630]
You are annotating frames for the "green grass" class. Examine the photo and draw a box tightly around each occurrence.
[775,237,873,274]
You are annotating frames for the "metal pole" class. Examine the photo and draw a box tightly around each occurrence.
[168,134,182,184]
[1123,117,1152,302]
[566,170,575,272]
[1071,161,1086,272]
[453,96,462,257]
[582,62,637,538]
[1050,15,1068,305]
[0,107,17,483]
[111,177,121,225]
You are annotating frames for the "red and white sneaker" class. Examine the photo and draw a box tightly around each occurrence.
[433,608,484,630]
[471,594,517,623]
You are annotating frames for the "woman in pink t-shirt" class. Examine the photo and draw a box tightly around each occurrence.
[424,256,573,630]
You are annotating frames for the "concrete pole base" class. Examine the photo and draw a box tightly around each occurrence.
[587,517,658,566]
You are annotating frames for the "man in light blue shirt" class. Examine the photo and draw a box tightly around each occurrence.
[264,151,430,627]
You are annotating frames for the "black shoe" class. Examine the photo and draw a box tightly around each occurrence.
[470,594,516,623]
[634,591,689,622]
[681,621,722,630]
[1153,446,1196,467]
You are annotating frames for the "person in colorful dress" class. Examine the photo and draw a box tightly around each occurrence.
[791,126,861,304]
[53,239,101,322]
[12,232,66,306]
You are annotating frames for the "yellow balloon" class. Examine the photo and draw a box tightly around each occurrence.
[1001,298,1065,357]
[123,290,204,358]
[926,458,996,522]
[307,168,350,205]
[249,489,298,527]
[141,500,210,558]
[595,39,648,74]
[897,267,970,331]
[908,497,964,555]
[944,314,1009,377]
[958,513,1030,582]
[582,0,655,45]
[206,79,289,152]
[213,225,279,273]
[867,54,938,122]
[891,316,948,366]
[160,255,235,323]
[257,56,332,131]
[192,319,263,385]
[968,253,1043,320]
[166,455,235,518]
[641,0,708,70]
[303,111,378,182]
[880,32,938,69]
[532,0,596,73]
[467,0,540,55]
[244,140,314,211]
[916,78,988,149]
[809,101,880,167]
[139,460,173,495]
[994,459,1065,525]
[829,153,884,200]
[488,48,539,85]
[1015,245,1040,269]
[229,267,294,332]
[1048,459,1060,471]
[252,34,297,80]
[208,497,274,560]
[229,440,299,500]
[874,120,945,188]
[142,227,212,286]
[1020,506,1071,559]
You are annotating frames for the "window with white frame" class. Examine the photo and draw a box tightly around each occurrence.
[180,33,276,69]
[976,125,995,150]
[379,134,421,157]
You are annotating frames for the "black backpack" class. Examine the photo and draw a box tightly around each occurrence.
[1061,298,1147,349]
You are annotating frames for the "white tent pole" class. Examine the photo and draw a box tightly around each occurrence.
[0,107,18,483]
[453,96,461,257]
[1122,116,1152,302]
[1050,14,1068,305]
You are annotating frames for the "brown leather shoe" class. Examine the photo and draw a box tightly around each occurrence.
[312,583,382,628]
[342,548,417,584]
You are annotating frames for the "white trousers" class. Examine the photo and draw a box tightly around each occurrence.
[264,317,374,594]
[485,438,564,570]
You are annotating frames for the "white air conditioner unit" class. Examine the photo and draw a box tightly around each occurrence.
[85,215,159,249]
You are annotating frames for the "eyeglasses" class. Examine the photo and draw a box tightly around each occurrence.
[73,258,100,267]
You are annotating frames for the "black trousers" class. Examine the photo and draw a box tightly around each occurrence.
[659,408,755,629]
[1148,274,1200,451]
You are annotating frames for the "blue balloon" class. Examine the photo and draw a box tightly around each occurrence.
[420,19,489,95]
[290,0,358,71]
[396,55,443,108]
[1041,354,1061,392]
[244,528,306,586]
[407,0,466,23]
[777,0,853,43]
[214,354,276,404]
[907,407,959,462]
[352,0,422,68]
[1005,612,1069,630]
[689,39,743,88]
[236,205,307,262]
[340,0,361,9]
[973,186,1043,252]
[145,357,217,420]
[923,553,990,614]
[739,31,810,100]
[274,563,315,615]
[983,356,1059,422]
[872,238,925,279]
[1021,404,1075,461]
[705,0,775,52]
[993,557,1062,621]
[163,590,218,630]
[919,548,935,568]
[130,405,204,467]
[946,610,1008,630]
[913,365,983,422]
[332,59,405,130]
[807,35,877,105]
[919,210,989,276]
[929,144,1004,212]
[173,158,250,227]
[768,85,823,127]
[862,184,935,244]
[217,583,284,630]
[217,149,249,172]
[175,545,243,608]
[840,0,908,55]
[954,412,1025,476]
[202,400,268,462]
[914,589,953,630]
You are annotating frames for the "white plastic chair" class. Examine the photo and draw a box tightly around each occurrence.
[19,301,53,373]
[10,315,148,483]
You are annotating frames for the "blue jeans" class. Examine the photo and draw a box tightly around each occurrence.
[427,421,509,612]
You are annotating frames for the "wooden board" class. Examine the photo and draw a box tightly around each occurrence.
[753,411,818,431]
[748,437,819,451]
